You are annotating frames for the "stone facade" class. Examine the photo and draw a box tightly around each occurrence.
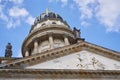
[0,9,120,80]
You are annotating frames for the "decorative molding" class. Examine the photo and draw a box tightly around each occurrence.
[0,69,119,79]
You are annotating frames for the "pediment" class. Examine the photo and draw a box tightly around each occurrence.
[26,50,120,70]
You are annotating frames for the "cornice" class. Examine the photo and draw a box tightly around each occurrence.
[0,57,21,60]
[0,69,119,79]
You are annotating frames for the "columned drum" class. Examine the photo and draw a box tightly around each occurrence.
[22,10,75,57]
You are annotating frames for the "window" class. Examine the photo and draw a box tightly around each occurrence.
[52,22,56,24]
[41,23,46,26]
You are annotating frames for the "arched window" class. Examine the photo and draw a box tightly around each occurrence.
[52,22,56,24]
[41,23,46,26]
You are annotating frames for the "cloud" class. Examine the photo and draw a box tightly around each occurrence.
[73,0,120,32]
[0,0,34,29]
[9,0,23,4]
[74,0,97,19]
[96,0,120,32]
[26,16,35,25]
[49,0,68,7]
[0,4,8,21]
[81,21,90,27]
[61,0,68,7]
[48,0,59,3]
[9,6,29,18]
[7,19,20,29]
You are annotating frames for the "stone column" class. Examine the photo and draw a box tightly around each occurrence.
[25,48,29,57]
[25,50,29,57]
[49,33,54,49]
[38,40,41,53]
[33,39,39,54]
[64,35,70,45]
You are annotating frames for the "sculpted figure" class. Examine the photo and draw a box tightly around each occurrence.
[73,27,81,39]
[5,43,12,58]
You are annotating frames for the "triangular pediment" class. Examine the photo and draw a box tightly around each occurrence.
[2,41,120,70]
[26,50,120,70]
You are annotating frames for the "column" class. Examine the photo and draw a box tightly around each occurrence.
[49,33,54,49]
[33,40,39,54]
[38,40,41,53]
[25,48,29,57]
[25,50,29,57]
[64,35,70,45]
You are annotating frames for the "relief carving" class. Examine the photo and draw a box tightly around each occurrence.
[91,57,105,70]
[76,54,105,70]
[76,54,88,69]
[53,59,60,63]
[114,64,120,69]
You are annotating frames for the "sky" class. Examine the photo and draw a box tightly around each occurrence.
[0,0,120,57]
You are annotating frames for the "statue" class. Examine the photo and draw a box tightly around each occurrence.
[34,16,40,24]
[5,43,12,58]
[73,27,81,39]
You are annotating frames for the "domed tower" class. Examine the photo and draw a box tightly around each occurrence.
[22,9,78,57]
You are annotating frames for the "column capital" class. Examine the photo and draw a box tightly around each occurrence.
[23,47,29,52]
[47,32,53,36]
[32,37,39,42]
[63,33,69,38]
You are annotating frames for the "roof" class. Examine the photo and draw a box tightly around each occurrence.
[34,11,63,24]
[1,40,120,69]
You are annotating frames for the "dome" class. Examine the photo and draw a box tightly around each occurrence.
[34,9,63,24]
[30,9,70,33]
[22,9,76,57]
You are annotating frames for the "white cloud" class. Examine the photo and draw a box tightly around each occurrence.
[74,0,97,19]
[70,4,75,9]
[0,11,8,22]
[48,0,59,3]
[0,5,8,21]
[7,19,20,29]
[0,0,34,29]
[9,6,29,18]
[73,0,120,32]
[61,0,68,7]
[26,16,35,25]
[96,0,120,32]
[81,21,89,27]
[48,0,68,7]
[9,0,23,4]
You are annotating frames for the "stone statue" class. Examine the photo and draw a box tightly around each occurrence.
[5,43,12,58]
[34,16,40,24]
[73,27,81,39]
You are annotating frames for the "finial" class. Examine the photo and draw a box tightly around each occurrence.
[45,8,49,15]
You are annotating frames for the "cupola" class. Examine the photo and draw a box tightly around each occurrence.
[22,9,80,57]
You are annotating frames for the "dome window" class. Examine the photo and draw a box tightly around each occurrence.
[41,23,46,26]
[52,22,56,24]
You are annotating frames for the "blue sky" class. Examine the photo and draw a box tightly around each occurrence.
[0,0,120,57]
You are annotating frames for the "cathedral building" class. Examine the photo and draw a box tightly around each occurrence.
[0,9,120,80]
